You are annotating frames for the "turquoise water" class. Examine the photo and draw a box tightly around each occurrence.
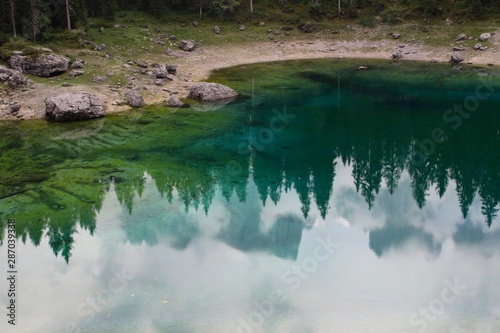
[0,59,499,333]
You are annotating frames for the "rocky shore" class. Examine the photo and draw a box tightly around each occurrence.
[0,27,498,121]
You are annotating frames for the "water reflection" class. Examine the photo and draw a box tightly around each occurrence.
[0,61,499,264]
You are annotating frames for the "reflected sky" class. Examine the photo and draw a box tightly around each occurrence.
[1,159,499,333]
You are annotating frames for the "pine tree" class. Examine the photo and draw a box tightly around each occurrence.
[9,0,16,37]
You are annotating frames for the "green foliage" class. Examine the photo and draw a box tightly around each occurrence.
[0,38,42,61]
[0,32,9,46]
[307,0,321,16]
[208,0,241,17]
[381,10,402,24]
[101,0,118,21]
[359,16,376,27]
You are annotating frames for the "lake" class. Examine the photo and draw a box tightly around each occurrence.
[0,59,499,333]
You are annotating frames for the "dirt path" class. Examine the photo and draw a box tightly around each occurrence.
[1,35,499,121]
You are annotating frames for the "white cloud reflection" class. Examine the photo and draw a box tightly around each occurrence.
[1,160,499,333]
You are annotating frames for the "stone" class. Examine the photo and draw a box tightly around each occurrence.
[99,27,105,33]
[69,70,85,77]
[125,91,146,108]
[214,26,221,34]
[239,25,245,31]
[154,68,167,79]
[193,21,199,27]
[392,33,401,39]
[299,21,317,33]
[391,52,403,60]
[453,46,465,51]
[71,58,85,69]
[9,53,69,77]
[10,102,21,113]
[422,26,430,33]
[259,22,265,26]
[455,33,467,42]
[188,82,237,101]
[473,43,482,50]
[166,64,177,75]
[166,95,184,107]
[166,74,175,81]
[450,52,464,63]
[95,44,107,51]
[357,66,368,70]
[430,59,437,63]
[92,75,104,83]
[154,79,164,86]
[179,40,196,51]
[478,33,491,42]
[137,61,148,68]
[45,93,105,121]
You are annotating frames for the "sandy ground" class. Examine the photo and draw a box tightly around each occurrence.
[1,34,499,121]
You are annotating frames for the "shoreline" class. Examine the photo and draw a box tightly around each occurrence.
[1,36,499,121]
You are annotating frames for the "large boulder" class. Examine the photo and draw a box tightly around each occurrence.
[179,40,196,51]
[0,65,28,89]
[9,53,69,77]
[45,93,105,121]
[187,82,237,101]
[125,91,146,108]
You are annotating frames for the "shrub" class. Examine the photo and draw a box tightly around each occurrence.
[0,33,9,47]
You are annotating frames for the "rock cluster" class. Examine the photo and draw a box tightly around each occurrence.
[0,65,28,89]
[9,53,69,77]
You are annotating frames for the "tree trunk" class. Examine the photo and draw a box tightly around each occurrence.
[31,0,36,41]
[199,0,203,18]
[338,0,341,14]
[9,0,16,38]
[250,0,253,13]
[66,0,71,30]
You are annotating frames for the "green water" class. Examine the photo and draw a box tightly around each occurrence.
[0,59,499,333]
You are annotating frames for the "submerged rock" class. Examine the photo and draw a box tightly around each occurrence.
[188,82,237,101]
[9,53,69,77]
[45,93,105,121]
